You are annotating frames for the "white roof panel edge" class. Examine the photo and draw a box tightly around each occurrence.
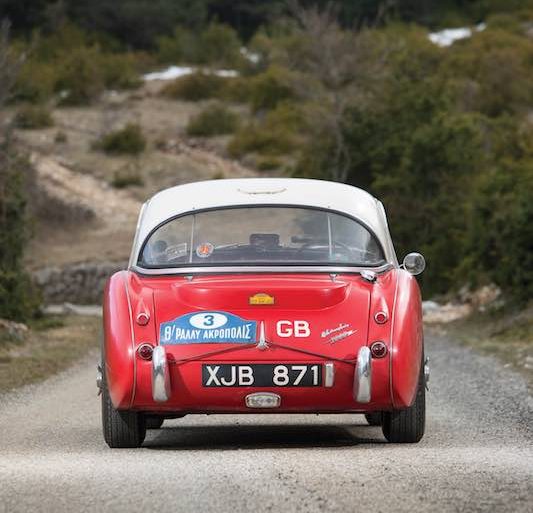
[129,178,397,265]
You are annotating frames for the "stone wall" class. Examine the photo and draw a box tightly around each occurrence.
[33,261,127,305]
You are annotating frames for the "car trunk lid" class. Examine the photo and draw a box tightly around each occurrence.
[151,274,371,362]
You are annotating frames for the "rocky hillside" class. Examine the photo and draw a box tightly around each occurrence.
[15,79,259,304]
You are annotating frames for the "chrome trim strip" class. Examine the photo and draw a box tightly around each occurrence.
[389,272,400,407]
[324,362,335,387]
[152,346,171,402]
[354,346,371,403]
[131,263,394,276]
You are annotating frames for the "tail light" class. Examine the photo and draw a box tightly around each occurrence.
[137,343,154,360]
[370,341,388,358]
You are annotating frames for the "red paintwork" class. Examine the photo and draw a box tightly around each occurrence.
[103,269,423,414]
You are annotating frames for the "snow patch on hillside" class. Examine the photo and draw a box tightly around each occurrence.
[143,66,239,81]
[429,23,486,47]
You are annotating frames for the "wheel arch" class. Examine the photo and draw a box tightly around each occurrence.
[389,270,424,408]
[103,270,136,409]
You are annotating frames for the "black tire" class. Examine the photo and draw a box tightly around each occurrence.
[382,366,426,444]
[145,416,164,430]
[102,383,146,448]
[364,412,382,426]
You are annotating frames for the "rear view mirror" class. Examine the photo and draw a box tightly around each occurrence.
[402,252,425,275]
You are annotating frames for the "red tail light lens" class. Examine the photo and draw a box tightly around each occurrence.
[370,341,388,358]
[137,343,154,360]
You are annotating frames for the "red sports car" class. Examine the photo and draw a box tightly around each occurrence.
[99,178,428,448]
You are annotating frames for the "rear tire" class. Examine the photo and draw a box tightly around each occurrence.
[102,383,146,448]
[382,368,425,444]
[364,412,382,426]
[145,416,164,430]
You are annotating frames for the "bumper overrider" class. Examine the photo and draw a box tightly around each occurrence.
[150,344,373,406]
[152,345,171,402]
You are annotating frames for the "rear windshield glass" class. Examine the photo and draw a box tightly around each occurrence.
[139,207,385,267]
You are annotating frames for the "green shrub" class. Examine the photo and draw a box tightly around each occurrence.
[157,23,244,68]
[13,23,143,106]
[186,102,240,137]
[210,171,225,180]
[29,315,65,331]
[256,156,282,171]
[228,126,292,157]
[95,124,146,155]
[162,72,229,101]
[33,23,89,61]
[440,29,533,117]
[111,167,144,188]
[157,26,197,63]
[98,53,142,90]
[221,76,253,102]
[14,44,141,106]
[0,149,40,322]
[0,270,40,323]
[249,66,295,112]
[465,160,533,304]
[55,47,105,105]
[228,102,304,157]
[195,23,244,68]
[14,105,54,129]
[14,62,57,104]
[54,131,67,143]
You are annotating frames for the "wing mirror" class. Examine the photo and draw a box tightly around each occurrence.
[402,252,426,275]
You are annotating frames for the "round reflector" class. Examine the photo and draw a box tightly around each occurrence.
[137,343,154,360]
[370,341,388,359]
[374,311,388,324]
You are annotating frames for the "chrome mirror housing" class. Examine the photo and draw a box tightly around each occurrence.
[402,252,426,275]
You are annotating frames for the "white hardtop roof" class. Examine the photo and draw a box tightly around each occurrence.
[129,178,398,266]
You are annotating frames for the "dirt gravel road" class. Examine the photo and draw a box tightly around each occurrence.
[0,331,531,513]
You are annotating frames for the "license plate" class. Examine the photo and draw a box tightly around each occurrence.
[202,364,322,387]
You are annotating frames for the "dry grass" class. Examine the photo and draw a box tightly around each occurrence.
[14,82,259,269]
[0,315,100,393]
[438,305,533,390]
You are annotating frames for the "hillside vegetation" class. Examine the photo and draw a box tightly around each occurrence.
[1,0,533,323]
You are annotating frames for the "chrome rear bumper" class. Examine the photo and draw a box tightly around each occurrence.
[152,346,171,402]
[353,346,371,403]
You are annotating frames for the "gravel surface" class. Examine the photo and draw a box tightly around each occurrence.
[1,331,531,513]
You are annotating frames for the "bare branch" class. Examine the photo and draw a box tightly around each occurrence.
[281,2,386,182]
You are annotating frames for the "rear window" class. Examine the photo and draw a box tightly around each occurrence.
[139,206,385,268]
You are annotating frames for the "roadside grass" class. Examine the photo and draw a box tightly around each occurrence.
[0,315,100,393]
[441,305,533,390]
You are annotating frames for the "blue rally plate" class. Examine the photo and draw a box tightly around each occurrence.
[159,311,257,345]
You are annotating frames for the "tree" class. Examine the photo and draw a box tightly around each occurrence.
[0,20,39,321]
[66,0,208,49]
[285,2,389,182]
